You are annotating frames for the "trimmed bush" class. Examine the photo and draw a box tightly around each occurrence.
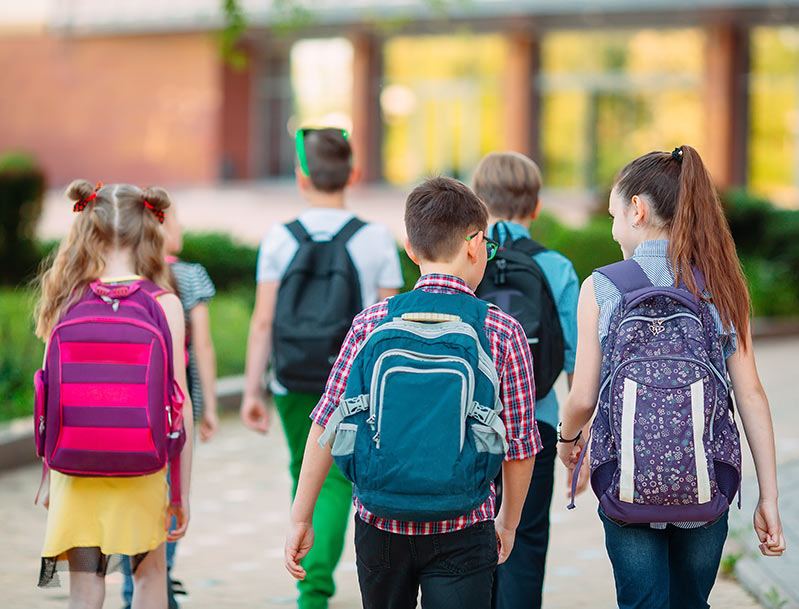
[180,233,259,291]
[0,152,45,285]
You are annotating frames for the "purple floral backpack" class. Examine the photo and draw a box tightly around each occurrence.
[569,259,741,523]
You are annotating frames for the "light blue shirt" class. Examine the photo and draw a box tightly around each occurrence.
[489,221,579,432]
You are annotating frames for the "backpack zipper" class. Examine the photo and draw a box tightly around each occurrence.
[361,320,499,391]
[619,312,702,329]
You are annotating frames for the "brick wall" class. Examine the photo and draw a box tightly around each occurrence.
[0,32,222,187]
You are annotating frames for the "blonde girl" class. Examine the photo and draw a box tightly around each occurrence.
[35,180,193,609]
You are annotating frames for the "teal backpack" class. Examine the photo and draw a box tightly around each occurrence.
[318,290,507,521]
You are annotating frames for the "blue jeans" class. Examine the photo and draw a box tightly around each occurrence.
[492,422,556,609]
[600,509,728,609]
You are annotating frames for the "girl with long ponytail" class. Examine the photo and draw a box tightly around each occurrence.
[557,146,785,608]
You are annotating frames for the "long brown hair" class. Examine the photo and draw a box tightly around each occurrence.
[35,180,172,339]
[614,145,751,349]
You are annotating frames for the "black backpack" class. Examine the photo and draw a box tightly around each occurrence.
[475,228,564,399]
[272,217,365,393]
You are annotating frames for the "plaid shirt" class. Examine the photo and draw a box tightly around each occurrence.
[311,273,541,535]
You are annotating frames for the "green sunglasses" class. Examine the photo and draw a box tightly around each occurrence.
[466,231,499,261]
[295,127,350,176]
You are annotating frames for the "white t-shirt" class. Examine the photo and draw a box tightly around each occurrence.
[256,207,404,309]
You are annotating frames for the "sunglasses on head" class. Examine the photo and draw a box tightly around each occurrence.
[295,127,350,176]
[466,231,499,261]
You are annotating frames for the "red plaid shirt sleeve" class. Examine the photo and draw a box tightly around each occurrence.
[311,300,390,427]
[488,309,542,461]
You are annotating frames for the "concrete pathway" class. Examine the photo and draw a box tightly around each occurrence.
[3,336,797,608]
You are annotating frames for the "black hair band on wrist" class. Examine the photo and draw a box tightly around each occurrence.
[557,422,582,444]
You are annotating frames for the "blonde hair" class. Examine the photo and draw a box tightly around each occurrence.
[35,180,172,339]
[473,151,543,220]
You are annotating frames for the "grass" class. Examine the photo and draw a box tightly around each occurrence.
[0,289,43,423]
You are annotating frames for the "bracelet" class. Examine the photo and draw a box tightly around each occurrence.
[557,421,582,444]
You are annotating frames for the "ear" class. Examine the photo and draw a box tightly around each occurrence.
[631,194,647,226]
[465,230,482,264]
[531,198,542,221]
[296,168,312,192]
[347,166,362,187]
[404,237,420,265]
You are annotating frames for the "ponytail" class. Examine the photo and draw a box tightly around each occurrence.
[615,145,751,350]
[669,145,751,349]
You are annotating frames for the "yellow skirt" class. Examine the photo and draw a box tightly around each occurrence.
[42,468,169,561]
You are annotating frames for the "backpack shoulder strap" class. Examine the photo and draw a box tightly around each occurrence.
[332,217,366,243]
[510,237,547,257]
[595,259,652,295]
[285,220,312,244]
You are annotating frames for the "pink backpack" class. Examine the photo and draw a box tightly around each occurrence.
[34,280,186,504]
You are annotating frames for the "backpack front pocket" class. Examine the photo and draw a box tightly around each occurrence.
[33,369,46,457]
[614,375,713,506]
[372,362,470,497]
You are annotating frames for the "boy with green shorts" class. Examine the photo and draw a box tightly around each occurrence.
[242,128,403,608]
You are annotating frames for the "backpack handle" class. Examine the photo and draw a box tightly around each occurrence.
[89,280,141,299]
[400,312,461,323]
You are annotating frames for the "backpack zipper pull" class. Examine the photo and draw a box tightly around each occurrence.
[372,430,380,448]
[38,415,45,435]
[99,294,120,312]
[366,414,375,429]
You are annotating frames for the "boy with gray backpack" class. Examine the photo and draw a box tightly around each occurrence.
[285,177,540,609]
[242,128,403,609]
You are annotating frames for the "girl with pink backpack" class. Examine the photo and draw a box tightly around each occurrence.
[34,180,193,608]
[557,146,785,608]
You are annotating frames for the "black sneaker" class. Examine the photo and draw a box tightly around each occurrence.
[168,577,187,608]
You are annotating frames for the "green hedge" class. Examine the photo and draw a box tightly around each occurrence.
[0,290,43,422]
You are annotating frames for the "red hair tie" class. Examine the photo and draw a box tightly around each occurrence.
[73,181,102,213]
[143,199,165,224]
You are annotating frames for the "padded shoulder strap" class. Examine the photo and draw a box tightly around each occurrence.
[595,259,652,295]
[285,220,312,244]
[509,237,547,257]
[332,217,366,243]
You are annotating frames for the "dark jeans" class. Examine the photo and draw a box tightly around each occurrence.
[600,509,729,609]
[492,421,556,609]
[354,515,498,609]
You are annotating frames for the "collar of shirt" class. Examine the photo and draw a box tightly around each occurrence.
[633,239,669,258]
[413,273,476,296]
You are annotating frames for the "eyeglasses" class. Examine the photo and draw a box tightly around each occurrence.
[466,231,498,261]
[295,127,350,176]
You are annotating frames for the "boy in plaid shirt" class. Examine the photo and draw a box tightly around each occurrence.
[285,177,540,609]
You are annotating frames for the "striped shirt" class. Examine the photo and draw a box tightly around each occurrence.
[311,273,541,535]
[592,239,736,529]
[171,260,216,421]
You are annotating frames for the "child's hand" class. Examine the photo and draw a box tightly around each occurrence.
[557,437,584,470]
[495,517,516,564]
[285,521,314,580]
[200,409,219,442]
[753,498,786,556]
[167,502,190,542]
[240,396,270,434]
